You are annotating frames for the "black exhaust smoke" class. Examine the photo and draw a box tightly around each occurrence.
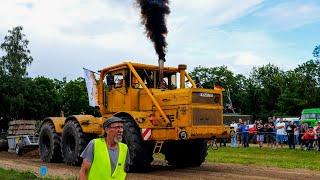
[136,0,170,61]
[136,0,170,88]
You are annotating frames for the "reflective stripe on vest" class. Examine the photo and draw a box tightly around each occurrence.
[88,138,128,180]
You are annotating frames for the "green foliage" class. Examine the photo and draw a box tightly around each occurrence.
[189,65,236,89]
[24,77,63,119]
[250,63,286,118]
[60,77,100,117]
[0,76,27,120]
[276,60,320,116]
[61,77,88,116]
[233,76,257,115]
[207,147,320,170]
[0,26,99,129]
[189,66,239,113]
[277,71,306,115]
[0,26,33,129]
[189,61,320,120]
[0,26,33,78]
[313,45,320,59]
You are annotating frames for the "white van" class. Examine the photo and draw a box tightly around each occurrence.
[282,117,300,125]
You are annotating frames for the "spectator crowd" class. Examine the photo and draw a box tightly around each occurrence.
[229,117,320,151]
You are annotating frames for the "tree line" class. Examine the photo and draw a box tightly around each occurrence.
[0,26,319,130]
[189,54,320,119]
[0,27,97,130]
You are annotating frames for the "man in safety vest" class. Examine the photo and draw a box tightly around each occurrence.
[79,116,129,180]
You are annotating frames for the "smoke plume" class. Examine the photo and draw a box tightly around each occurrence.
[136,0,170,61]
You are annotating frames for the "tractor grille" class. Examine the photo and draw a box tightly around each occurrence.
[192,93,220,105]
[193,108,222,125]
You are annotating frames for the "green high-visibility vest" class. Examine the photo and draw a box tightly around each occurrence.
[88,138,128,180]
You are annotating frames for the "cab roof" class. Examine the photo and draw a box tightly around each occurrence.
[99,61,179,74]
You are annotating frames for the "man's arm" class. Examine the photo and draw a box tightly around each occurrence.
[79,159,91,180]
[79,140,94,180]
[275,123,283,129]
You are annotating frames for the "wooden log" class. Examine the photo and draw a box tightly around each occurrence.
[9,120,37,125]
[7,120,39,135]
[8,125,35,130]
[8,130,35,135]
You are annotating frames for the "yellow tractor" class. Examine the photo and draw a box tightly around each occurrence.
[38,61,229,171]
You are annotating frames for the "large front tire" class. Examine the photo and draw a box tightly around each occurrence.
[120,116,153,172]
[163,139,208,167]
[39,122,62,162]
[61,120,87,165]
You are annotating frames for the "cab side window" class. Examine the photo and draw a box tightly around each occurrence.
[114,74,124,88]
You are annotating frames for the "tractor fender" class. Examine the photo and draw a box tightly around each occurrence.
[64,115,104,134]
[41,117,66,134]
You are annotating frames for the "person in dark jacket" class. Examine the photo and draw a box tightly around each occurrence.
[286,121,296,149]
[239,121,249,148]
[256,121,264,148]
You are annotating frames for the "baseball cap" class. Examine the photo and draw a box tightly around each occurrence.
[103,116,125,128]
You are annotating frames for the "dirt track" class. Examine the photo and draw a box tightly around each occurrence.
[0,150,319,180]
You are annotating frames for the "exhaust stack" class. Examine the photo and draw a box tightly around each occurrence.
[159,58,165,89]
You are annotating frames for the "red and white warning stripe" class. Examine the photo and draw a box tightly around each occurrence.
[141,128,152,141]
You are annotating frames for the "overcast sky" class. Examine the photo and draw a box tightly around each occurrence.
[0,0,319,80]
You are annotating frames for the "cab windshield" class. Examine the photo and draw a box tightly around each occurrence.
[132,69,177,89]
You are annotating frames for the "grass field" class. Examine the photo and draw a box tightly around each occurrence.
[0,168,54,180]
[206,146,320,171]
[0,167,79,180]
[2,146,320,179]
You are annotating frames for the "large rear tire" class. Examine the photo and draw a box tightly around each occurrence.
[61,120,87,165]
[39,122,62,162]
[163,139,208,167]
[120,116,153,172]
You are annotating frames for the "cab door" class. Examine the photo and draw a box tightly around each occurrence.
[107,70,127,112]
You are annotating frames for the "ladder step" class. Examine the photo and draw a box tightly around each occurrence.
[153,141,164,154]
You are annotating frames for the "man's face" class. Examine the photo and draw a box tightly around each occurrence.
[106,122,124,143]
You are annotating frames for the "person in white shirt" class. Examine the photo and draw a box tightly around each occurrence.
[230,121,238,147]
[275,118,286,148]
[230,121,238,131]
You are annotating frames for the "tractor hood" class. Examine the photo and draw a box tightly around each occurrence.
[150,88,222,107]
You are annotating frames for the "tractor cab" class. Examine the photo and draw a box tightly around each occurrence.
[101,63,179,90]
[97,62,192,116]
